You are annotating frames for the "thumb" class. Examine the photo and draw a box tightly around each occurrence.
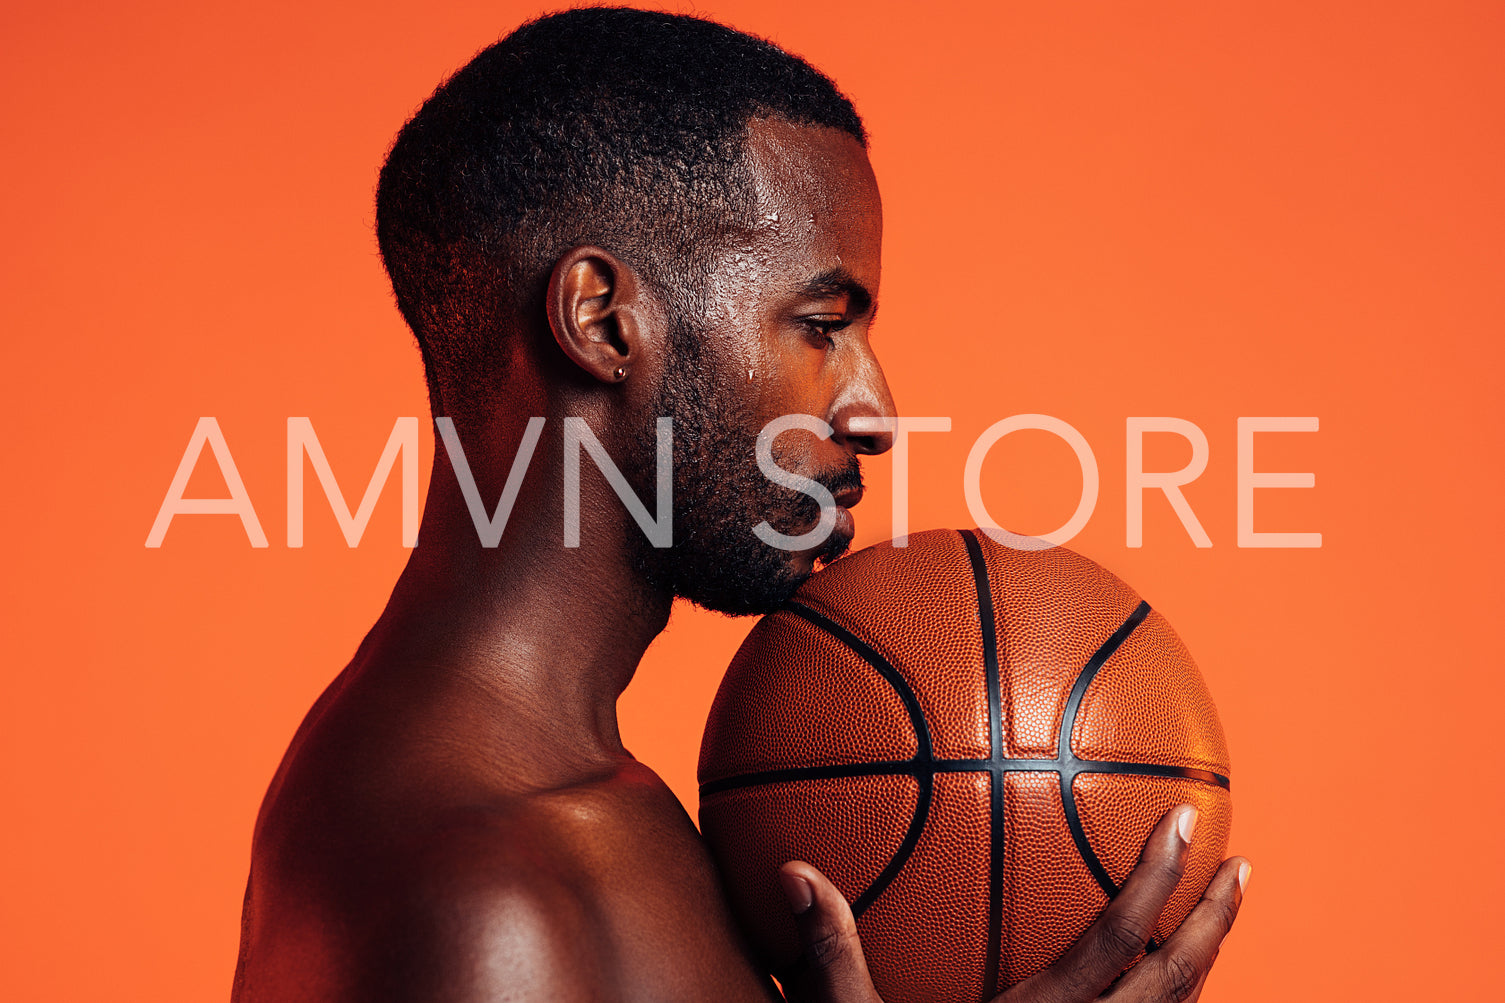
[778,861,884,1003]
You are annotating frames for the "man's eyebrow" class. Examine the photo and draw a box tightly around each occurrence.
[798,268,875,319]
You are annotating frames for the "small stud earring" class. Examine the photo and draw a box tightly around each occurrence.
[748,369,755,382]
[613,366,627,380]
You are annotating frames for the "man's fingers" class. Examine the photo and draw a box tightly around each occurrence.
[1102,856,1248,1002]
[1174,967,1209,1003]
[1000,805,1196,1002]
[778,860,883,1003]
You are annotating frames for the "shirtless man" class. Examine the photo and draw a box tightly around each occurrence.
[233,9,1248,1001]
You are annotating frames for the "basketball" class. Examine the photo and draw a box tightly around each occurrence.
[698,529,1232,1003]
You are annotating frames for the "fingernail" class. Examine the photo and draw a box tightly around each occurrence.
[1238,861,1252,892]
[1177,806,1198,844]
[779,872,814,915]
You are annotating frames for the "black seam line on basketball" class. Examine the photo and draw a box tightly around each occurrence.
[849,770,932,920]
[780,601,933,920]
[984,767,1004,999]
[937,760,1229,787]
[959,528,1004,998]
[698,759,1229,797]
[1059,600,1152,900]
[1061,775,1119,901]
[959,531,1003,763]
[782,602,934,763]
[698,760,917,797]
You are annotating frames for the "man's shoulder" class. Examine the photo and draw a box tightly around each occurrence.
[377,811,615,1000]
[397,791,622,907]
[241,751,775,1003]
[361,762,713,999]
[355,769,647,922]
[238,800,618,1002]
[361,761,708,998]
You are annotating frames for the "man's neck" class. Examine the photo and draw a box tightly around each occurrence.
[352,421,673,766]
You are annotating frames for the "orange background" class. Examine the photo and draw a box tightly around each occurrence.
[4,1,1502,1000]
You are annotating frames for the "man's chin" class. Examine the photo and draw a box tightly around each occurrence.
[810,522,857,570]
[659,527,853,617]
[812,515,860,563]
[771,518,855,571]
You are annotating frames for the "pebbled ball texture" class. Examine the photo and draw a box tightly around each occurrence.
[698,529,1231,1003]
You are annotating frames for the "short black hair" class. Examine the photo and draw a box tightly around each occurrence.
[375,6,866,416]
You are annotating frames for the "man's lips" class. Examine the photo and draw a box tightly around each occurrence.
[831,485,862,539]
[833,484,863,510]
[832,504,856,540]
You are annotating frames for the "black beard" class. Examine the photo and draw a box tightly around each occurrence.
[625,320,861,616]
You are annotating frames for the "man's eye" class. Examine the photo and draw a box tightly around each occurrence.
[800,318,849,346]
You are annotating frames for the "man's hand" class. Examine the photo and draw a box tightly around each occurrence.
[777,805,1249,1003]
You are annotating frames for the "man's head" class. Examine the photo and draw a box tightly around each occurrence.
[626,116,890,613]
[376,6,866,417]
[377,8,895,614]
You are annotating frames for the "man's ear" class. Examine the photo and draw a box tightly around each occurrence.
[545,246,652,384]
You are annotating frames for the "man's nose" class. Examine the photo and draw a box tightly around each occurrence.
[830,358,897,456]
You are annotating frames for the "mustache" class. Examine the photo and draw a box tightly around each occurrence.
[762,454,863,533]
[810,457,863,566]
[814,457,863,502]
